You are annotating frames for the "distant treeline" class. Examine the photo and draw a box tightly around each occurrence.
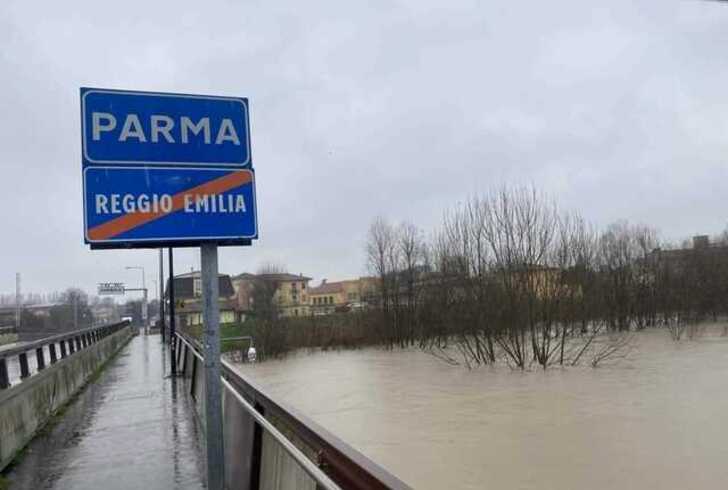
[232,186,728,368]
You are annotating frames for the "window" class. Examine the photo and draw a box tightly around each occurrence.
[193,278,201,297]
[221,310,235,324]
[302,283,306,289]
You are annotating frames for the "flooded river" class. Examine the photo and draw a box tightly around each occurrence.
[233,327,728,489]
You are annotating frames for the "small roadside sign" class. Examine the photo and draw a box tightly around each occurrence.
[98,282,125,295]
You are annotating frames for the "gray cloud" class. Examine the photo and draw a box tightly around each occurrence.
[1,0,728,297]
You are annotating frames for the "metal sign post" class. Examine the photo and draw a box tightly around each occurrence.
[142,289,148,333]
[201,244,224,489]
[159,249,165,342]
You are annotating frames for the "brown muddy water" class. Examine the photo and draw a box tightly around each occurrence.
[232,326,728,490]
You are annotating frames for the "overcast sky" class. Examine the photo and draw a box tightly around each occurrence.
[1,0,728,299]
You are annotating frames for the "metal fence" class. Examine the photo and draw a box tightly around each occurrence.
[173,331,412,490]
[0,321,130,389]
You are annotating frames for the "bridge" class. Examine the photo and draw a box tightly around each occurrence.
[0,322,411,490]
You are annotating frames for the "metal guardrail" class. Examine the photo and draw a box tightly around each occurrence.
[173,331,411,490]
[0,321,130,390]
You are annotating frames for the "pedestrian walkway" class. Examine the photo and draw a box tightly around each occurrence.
[4,334,206,489]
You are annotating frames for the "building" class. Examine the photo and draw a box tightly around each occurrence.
[230,272,314,318]
[0,303,57,327]
[260,273,312,317]
[509,264,576,300]
[308,277,378,315]
[646,235,728,272]
[165,271,237,328]
[308,280,344,315]
[230,272,380,319]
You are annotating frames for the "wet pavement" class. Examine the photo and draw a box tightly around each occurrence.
[4,334,206,489]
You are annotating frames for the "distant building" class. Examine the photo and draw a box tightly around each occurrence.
[646,235,728,272]
[508,264,577,300]
[230,272,314,318]
[260,273,312,317]
[308,277,378,315]
[230,272,383,319]
[0,303,66,341]
[0,303,57,326]
[165,271,237,327]
[308,280,344,315]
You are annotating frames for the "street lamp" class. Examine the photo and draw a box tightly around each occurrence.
[125,266,146,290]
[126,266,148,331]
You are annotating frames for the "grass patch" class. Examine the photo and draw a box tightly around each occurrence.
[183,323,255,354]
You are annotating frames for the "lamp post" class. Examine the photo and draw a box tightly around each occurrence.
[152,279,159,327]
[126,266,147,331]
[159,249,165,342]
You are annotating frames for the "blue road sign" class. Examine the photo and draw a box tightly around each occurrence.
[81,88,251,167]
[83,167,257,247]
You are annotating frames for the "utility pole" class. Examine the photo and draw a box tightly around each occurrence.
[142,274,147,333]
[15,273,20,330]
[168,248,176,373]
[201,243,224,490]
[159,248,165,342]
[126,266,147,332]
[73,293,78,329]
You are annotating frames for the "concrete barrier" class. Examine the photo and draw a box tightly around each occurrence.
[0,325,133,470]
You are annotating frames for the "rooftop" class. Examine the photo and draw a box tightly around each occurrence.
[231,272,257,280]
[254,273,312,282]
[309,282,345,295]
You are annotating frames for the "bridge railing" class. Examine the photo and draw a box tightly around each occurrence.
[173,331,412,490]
[0,321,130,390]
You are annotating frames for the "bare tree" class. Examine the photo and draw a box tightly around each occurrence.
[366,217,402,346]
[397,221,426,345]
